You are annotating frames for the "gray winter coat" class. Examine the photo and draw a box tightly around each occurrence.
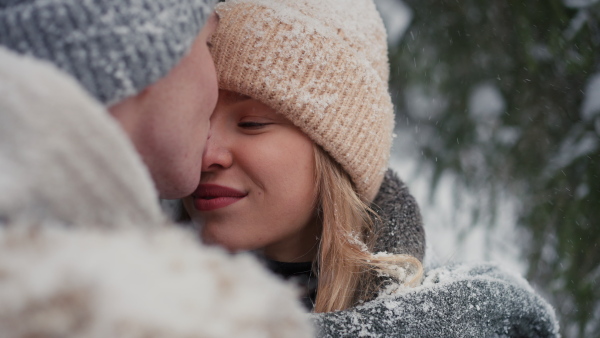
[311,171,560,337]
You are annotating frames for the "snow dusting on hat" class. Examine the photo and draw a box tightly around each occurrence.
[211,0,395,201]
[0,0,218,106]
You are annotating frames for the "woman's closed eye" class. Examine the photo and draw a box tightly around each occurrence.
[238,121,273,129]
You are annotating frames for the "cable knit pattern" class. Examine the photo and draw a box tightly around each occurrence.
[211,0,394,200]
[0,0,217,105]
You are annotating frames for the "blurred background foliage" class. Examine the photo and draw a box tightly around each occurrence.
[387,0,600,336]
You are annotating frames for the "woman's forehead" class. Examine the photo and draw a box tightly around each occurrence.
[218,90,251,103]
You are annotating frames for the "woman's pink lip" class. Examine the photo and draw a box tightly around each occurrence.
[192,184,247,211]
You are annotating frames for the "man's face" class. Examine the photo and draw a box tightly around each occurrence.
[110,14,218,199]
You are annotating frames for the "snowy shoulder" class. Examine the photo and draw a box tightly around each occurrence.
[0,224,313,338]
[311,263,559,338]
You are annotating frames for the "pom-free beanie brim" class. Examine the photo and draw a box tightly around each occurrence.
[211,0,395,200]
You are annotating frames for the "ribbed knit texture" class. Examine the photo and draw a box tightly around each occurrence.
[371,170,426,263]
[0,0,217,106]
[211,0,395,201]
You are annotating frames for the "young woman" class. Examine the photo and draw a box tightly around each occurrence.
[182,0,425,313]
[183,0,559,336]
[183,89,424,312]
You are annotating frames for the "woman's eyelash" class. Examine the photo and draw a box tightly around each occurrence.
[238,122,271,129]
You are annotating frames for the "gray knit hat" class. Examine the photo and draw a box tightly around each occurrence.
[0,0,217,106]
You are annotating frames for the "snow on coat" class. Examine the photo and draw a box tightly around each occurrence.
[311,171,560,337]
[0,47,313,338]
[312,263,559,337]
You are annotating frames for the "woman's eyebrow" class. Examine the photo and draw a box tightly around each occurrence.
[231,92,252,102]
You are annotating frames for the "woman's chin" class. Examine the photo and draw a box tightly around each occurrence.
[200,229,253,253]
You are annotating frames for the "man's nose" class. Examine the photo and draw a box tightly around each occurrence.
[201,126,233,172]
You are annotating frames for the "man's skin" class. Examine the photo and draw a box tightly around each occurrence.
[110,14,219,200]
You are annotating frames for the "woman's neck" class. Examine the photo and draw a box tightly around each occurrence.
[261,217,321,262]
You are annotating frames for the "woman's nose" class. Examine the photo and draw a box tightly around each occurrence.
[201,127,233,172]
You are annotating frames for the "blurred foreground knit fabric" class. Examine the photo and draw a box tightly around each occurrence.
[0,225,312,338]
[0,47,312,338]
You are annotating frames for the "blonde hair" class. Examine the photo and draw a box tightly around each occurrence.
[312,145,423,313]
[174,140,422,313]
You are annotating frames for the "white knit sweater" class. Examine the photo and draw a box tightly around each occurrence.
[0,47,312,338]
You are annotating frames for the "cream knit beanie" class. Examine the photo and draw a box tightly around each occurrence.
[211,0,394,201]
